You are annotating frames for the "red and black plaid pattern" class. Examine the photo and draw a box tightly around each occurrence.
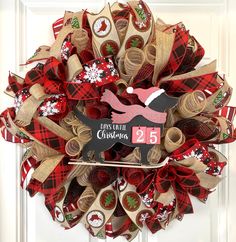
[160,72,220,96]
[159,27,189,78]
[176,36,205,74]
[27,157,74,198]
[175,118,219,141]
[43,57,66,94]
[155,164,210,215]
[146,217,162,234]
[175,47,195,74]
[65,82,99,100]
[8,72,24,94]
[175,36,205,74]
[26,178,42,197]
[23,118,67,153]
[186,183,211,202]
[40,157,74,196]
[52,55,119,100]
[134,63,154,83]
[171,181,193,214]
[24,63,44,87]
[191,36,205,69]
[45,193,58,218]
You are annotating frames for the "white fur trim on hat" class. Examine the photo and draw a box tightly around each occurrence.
[126,87,134,94]
[145,89,165,106]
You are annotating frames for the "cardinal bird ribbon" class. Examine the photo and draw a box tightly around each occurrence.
[1,1,236,242]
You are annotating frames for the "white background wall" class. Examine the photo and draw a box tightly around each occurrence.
[0,0,236,242]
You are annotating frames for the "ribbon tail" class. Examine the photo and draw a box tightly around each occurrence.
[187,185,211,202]
[173,182,194,215]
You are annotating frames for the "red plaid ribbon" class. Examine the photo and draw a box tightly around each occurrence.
[65,82,99,100]
[23,118,67,153]
[25,63,45,87]
[175,118,219,141]
[27,157,74,197]
[8,55,119,101]
[43,57,66,94]
[65,56,119,100]
[160,27,189,78]
[155,164,210,215]
[176,36,205,74]
[8,72,24,94]
[160,72,220,96]
[188,37,205,70]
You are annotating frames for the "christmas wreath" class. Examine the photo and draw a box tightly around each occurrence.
[1,0,236,240]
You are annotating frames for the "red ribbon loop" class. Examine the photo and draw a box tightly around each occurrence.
[44,57,66,94]
[155,164,210,215]
[123,168,145,186]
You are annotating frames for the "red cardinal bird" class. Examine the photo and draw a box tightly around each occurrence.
[55,210,61,218]
[89,214,102,222]
[97,20,107,33]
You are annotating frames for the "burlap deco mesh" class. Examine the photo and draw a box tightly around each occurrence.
[121,145,161,164]
[177,90,207,118]
[144,43,157,65]
[115,79,128,94]
[124,47,145,77]
[76,166,94,186]
[77,186,96,212]
[71,29,89,54]
[115,19,128,43]
[164,127,186,153]
[118,55,132,82]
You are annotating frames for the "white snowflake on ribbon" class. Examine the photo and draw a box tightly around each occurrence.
[39,101,60,116]
[135,21,146,29]
[142,193,153,208]
[52,94,65,99]
[14,94,23,113]
[107,59,118,76]
[183,149,203,160]
[156,209,171,222]
[84,63,104,83]
[139,212,151,223]
[61,41,70,61]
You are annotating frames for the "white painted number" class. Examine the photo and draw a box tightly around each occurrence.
[132,127,160,144]
[149,131,158,144]
[136,129,145,143]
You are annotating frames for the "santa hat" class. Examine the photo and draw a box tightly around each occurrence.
[126,86,165,106]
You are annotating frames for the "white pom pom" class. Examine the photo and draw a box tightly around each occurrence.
[126,87,134,93]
